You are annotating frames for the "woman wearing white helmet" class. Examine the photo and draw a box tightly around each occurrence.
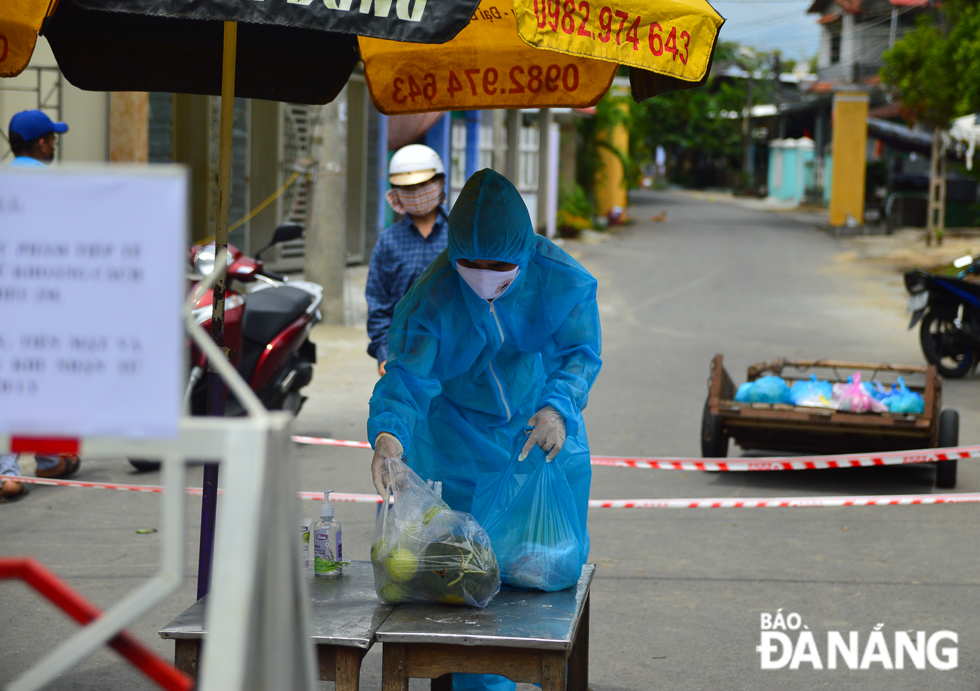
[366,144,448,375]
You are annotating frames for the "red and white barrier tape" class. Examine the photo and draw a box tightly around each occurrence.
[588,493,980,508]
[292,435,372,450]
[589,446,979,471]
[4,475,977,509]
[290,435,979,472]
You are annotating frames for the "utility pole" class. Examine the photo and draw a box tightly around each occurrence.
[742,72,753,188]
[492,110,506,174]
[506,109,521,186]
[772,54,784,139]
[305,90,348,324]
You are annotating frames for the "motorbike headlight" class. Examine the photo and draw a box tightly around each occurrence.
[193,244,234,276]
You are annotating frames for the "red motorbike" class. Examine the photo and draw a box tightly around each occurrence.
[129,224,322,471]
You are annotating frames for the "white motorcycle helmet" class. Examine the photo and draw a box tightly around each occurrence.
[389,144,445,187]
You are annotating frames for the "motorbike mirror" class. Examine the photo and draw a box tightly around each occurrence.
[953,255,974,269]
[254,223,304,258]
[272,223,304,244]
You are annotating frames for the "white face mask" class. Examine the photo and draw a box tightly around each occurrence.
[456,262,520,301]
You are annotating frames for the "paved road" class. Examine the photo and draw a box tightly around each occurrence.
[2,189,978,689]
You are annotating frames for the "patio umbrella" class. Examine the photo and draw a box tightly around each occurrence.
[0,0,50,78]
[2,0,724,601]
[360,0,724,113]
[360,0,617,113]
[1,0,483,605]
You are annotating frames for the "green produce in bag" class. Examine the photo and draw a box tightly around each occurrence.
[371,457,500,607]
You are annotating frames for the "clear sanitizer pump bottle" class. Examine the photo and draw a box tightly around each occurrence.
[313,490,343,577]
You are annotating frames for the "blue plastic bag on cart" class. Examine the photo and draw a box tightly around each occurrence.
[789,374,834,407]
[735,375,793,405]
[471,429,586,592]
[880,377,925,414]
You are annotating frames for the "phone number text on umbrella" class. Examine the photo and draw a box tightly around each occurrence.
[391,63,582,105]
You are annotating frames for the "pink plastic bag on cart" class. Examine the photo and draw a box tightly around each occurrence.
[836,373,888,413]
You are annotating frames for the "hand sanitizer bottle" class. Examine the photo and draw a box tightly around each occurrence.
[313,491,343,577]
[300,518,312,572]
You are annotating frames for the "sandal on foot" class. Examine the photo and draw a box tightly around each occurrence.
[0,480,29,504]
[36,455,81,480]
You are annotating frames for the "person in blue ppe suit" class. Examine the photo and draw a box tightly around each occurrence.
[368,169,601,691]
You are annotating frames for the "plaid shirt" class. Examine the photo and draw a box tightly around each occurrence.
[366,212,448,364]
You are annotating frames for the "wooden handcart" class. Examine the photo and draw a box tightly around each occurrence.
[701,354,959,488]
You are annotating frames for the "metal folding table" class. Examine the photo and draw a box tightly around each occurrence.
[377,564,594,691]
[160,561,593,690]
[159,561,392,690]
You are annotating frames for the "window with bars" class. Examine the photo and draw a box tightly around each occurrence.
[449,114,540,193]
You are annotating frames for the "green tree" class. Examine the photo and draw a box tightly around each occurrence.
[948,1,980,117]
[628,72,748,188]
[636,83,744,182]
[626,42,783,189]
[880,14,960,129]
[576,42,781,199]
[881,0,980,243]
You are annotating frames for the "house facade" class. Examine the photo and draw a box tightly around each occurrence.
[808,0,931,85]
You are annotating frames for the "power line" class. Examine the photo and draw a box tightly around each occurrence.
[722,11,817,39]
[714,0,813,4]
[723,10,812,34]
[724,0,918,40]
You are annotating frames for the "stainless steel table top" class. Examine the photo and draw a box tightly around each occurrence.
[375,564,595,651]
[159,561,393,649]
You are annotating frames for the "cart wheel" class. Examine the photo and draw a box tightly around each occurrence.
[701,399,728,458]
[935,409,958,489]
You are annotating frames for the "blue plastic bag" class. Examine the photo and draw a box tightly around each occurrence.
[859,380,890,400]
[734,375,793,405]
[789,374,833,406]
[881,377,925,414]
[471,429,586,592]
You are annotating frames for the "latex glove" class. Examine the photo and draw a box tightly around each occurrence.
[519,405,566,462]
[372,432,403,497]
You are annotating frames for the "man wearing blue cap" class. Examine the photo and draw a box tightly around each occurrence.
[1,111,77,503]
[8,109,68,167]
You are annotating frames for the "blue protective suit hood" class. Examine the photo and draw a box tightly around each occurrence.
[448,169,534,266]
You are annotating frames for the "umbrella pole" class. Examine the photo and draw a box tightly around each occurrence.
[198,20,237,600]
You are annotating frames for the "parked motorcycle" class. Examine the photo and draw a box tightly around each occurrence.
[905,255,980,378]
[130,224,322,471]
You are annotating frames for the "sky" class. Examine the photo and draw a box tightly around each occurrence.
[709,0,821,63]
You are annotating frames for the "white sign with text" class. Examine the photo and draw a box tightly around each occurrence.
[0,166,187,439]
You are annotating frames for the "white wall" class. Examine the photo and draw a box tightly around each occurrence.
[0,37,108,163]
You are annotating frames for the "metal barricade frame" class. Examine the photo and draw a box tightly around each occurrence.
[1,248,316,690]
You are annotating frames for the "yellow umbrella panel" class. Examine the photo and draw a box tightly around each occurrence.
[359,0,618,115]
[513,0,723,83]
[0,0,52,78]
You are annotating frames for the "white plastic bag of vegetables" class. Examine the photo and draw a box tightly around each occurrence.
[371,457,500,608]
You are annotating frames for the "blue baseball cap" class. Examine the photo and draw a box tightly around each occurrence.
[9,110,68,141]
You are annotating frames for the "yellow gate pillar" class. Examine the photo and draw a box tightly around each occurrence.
[595,101,629,219]
[829,88,869,227]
